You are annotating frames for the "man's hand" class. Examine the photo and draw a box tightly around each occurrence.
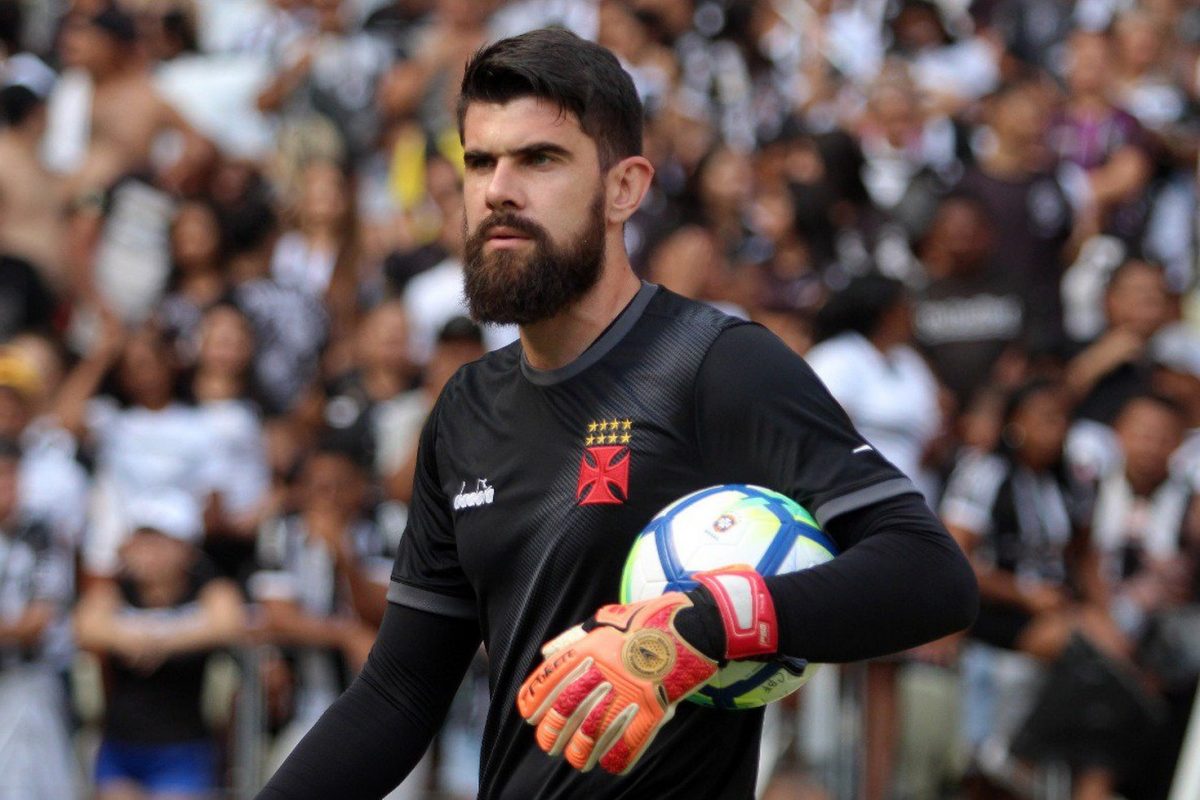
[517,593,716,774]
[517,567,778,774]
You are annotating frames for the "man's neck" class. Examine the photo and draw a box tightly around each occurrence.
[519,264,642,372]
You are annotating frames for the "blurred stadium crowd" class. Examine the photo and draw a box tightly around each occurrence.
[2,0,1200,798]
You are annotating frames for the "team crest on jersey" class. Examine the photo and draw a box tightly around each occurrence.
[577,418,632,506]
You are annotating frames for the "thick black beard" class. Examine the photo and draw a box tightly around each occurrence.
[462,191,606,325]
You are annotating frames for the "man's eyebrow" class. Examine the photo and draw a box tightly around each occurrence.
[512,142,572,159]
[463,143,573,161]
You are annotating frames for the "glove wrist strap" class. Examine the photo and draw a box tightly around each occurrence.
[692,568,777,660]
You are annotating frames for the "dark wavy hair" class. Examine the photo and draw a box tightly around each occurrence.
[456,28,643,170]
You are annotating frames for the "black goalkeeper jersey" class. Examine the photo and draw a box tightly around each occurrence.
[389,283,916,800]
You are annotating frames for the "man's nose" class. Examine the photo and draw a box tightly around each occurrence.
[485,159,526,211]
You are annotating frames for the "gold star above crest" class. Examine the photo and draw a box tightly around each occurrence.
[584,417,635,445]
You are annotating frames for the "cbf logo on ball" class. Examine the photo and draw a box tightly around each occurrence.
[577,418,633,506]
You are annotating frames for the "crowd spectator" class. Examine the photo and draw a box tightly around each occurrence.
[0,438,77,800]
[912,192,1028,408]
[0,55,67,293]
[1,0,1199,797]
[74,489,245,800]
[808,273,941,495]
[321,298,414,474]
[957,77,1072,348]
[942,380,1139,799]
[268,158,361,335]
[0,343,89,548]
[1065,258,1173,424]
[1089,396,1200,799]
[248,442,398,770]
[157,198,231,360]
[54,320,222,578]
[54,6,210,274]
[190,302,272,579]
[1051,30,1155,248]
[1091,394,1196,644]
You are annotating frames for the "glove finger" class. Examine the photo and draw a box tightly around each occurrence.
[549,680,611,759]
[518,653,593,725]
[536,665,607,755]
[540,623,587,659]
[600,703,676,775]
[567,691,622,772]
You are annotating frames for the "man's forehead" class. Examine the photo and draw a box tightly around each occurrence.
[462,97,587,149]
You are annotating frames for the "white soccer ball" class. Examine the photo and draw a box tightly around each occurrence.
[619,484,837,709]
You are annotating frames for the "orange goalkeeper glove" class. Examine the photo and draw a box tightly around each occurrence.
[516,567,777,774]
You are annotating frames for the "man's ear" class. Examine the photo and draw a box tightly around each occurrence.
[605,156,655,224]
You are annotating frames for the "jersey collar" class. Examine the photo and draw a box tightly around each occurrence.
[520,282,659,386]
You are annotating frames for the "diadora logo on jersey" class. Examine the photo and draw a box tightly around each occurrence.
[577,418,632,506]
[453,479,494,510]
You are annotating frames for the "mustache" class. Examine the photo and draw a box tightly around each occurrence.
[469,211,548,243]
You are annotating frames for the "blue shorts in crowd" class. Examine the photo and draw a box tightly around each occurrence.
[95,738,217,794]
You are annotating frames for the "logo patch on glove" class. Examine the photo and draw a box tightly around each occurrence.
[621,629,675,679]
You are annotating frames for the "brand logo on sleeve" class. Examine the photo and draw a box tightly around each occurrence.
[577,418,632,506]
[453,479,494,510]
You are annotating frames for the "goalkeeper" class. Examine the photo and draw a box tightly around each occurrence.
[258,28,977,800]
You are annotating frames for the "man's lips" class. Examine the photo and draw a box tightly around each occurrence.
[483,225,534,247]
[485,226,532,240]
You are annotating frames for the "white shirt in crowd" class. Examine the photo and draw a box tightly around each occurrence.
[804,331,941,499]
[201,398,270,517]
[82,398,222,575]
[18,418,89,549]
[270,230,338,298]
[401,256,518,366]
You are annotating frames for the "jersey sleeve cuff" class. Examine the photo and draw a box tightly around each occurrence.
[812,477,919,527]
[387,580,477,620]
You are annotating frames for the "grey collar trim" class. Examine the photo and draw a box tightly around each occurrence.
[520,282,658,386]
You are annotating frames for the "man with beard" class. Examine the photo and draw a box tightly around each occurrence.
[258,29,977,800]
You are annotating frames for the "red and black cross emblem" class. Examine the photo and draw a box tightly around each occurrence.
[576,418,632,506]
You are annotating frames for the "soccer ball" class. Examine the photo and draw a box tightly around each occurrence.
[619,484,837,710]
